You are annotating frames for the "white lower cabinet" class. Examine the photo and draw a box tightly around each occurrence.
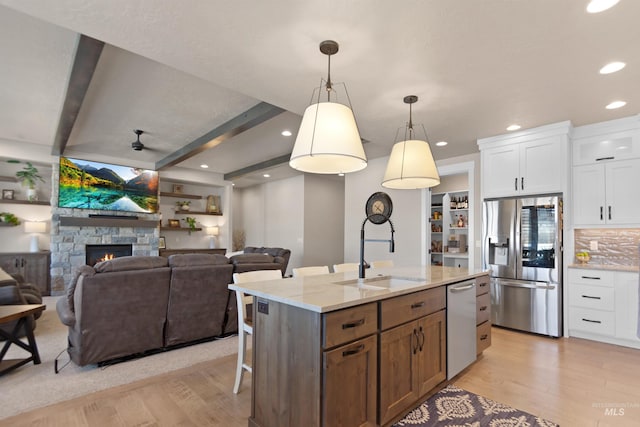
[568,268,640,349]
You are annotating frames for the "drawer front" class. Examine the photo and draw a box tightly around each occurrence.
[476,275,490,296]
[380,287,446,330]
[476,321,491,355]
[568,268,614,287]
[476,293,490,325]
[569,307,615,336]
[569,284,615,311]
[323,302,378,349]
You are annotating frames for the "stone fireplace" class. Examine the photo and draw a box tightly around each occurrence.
[49,166,160,295]
[85,244,133,266]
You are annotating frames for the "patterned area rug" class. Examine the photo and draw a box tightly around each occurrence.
[393,384,559,427]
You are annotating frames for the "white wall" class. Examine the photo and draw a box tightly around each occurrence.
[303,174,344,268]
[345,157,423,267]
[235,175,304,276]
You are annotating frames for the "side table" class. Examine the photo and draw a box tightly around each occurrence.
[0,304,46,376]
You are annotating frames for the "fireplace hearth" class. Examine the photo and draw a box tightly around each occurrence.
[86,244,133,266]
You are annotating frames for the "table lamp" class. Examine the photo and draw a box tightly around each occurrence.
[24,221,47,252]
[206,226,219,249]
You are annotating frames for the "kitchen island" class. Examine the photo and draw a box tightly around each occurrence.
[229,266,490,427]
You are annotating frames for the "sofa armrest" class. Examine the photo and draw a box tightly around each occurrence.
[56,297,76,327]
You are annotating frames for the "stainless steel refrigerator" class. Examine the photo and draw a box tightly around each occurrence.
[482,194,563,337]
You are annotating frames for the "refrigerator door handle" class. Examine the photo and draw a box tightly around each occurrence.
[498,280,556,290]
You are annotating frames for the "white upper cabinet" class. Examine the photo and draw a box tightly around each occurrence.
[478,121,571,199]
[573,159,640,226]
[572,115,640,227]
[572,116,640,166]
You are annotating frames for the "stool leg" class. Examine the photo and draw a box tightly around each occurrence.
[233,329,246,394]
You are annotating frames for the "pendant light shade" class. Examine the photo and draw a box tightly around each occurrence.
[289,40,367,174]
[382,95,440,189]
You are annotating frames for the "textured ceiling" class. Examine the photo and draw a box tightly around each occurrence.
[0,0,638,187]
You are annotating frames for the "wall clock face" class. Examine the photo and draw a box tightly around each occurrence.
[366,192,393,224]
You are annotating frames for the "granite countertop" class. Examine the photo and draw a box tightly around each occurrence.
[229,266,489,313]
[568,263,639,273]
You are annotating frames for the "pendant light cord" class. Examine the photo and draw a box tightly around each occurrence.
[326,54,333,101]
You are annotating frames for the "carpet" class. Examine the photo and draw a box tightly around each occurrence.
[0,296,239,420]
[393,384,558,427]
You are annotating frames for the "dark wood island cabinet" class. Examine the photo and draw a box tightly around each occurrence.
[230,267,490,427]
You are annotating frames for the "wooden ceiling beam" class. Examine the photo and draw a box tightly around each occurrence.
[51,34,104,156]
[155,102,285,170]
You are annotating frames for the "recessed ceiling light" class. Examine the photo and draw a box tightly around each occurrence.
[606,100,626,109]
[263,173,271,178]
[281,130,292,136]
[506,124,521,131]
[599,61,626,74]
[435,141,448,147]
[200,164,209,169]
[338,173,345,177]
[586,0,620,13]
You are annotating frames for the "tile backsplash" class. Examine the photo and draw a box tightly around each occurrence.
[574,228,640,266]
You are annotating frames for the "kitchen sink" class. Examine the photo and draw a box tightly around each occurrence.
[332,275,424,290]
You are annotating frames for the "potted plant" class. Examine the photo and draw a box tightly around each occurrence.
[183,216,197,234]
[176,201,191,211]
[0,212,21,226]
[15,162,44,201]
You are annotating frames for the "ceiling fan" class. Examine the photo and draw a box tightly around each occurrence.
[131,129,145,151]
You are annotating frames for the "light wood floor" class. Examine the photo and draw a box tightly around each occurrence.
[2,327,640,426]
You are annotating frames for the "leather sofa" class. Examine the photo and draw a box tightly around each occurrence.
[56,251,288,366]
[231,246,291,276]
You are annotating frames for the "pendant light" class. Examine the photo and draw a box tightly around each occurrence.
[289,40,367,174]
[382,95,440,189]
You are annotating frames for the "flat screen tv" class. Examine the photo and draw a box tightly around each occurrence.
[58,157,159,214]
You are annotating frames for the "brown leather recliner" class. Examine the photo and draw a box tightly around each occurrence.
[233,247,291,276]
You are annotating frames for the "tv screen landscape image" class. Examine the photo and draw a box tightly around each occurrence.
[58,157,159,213]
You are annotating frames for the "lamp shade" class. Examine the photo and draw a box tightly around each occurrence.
[24,221,46,233]
[290,102,367,174]
[206,226,219,236]
[382,139,440,189]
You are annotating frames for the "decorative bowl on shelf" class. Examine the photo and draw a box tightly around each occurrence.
[576,252,591,264]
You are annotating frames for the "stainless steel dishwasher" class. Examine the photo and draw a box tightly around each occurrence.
[447,279,477,379]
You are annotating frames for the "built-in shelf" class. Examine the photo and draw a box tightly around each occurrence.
[173,210,222,216]
[0,222,18,227]
[160,192,202,200]
[0,199,49,206]
[160,227,202,232]
[59,216,158,228]
[444,253,468,258]
[0,176,17,183]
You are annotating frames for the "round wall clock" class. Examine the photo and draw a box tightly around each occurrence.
[365,192,393,224]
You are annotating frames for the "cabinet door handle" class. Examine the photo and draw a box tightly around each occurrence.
[596,156,614,161]
[479,306,488,311]
[521,177,524,190]
[581,295,601,300]
[418,326,425,352]
[410,301,425,309]
[600,206,603,221]
[342,344,365,357]
[582,318,602,324]
[480,334,488,340]
[514,177,518,191]
[608,206,612,220]
[341,318,365,329]
[21,258,25,267]
[581,276,601,280]
[15,259,19,268]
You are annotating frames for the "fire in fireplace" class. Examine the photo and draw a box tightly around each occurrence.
[86,244,133,266]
